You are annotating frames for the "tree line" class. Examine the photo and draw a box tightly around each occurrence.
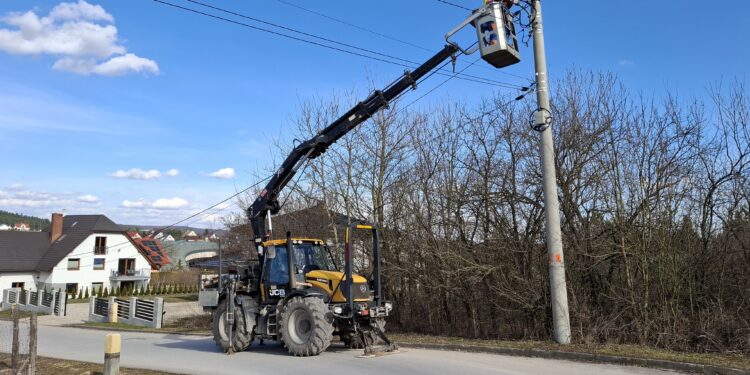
[233,71,749,353]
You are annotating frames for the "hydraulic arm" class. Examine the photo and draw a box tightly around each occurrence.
[247,43,460,254]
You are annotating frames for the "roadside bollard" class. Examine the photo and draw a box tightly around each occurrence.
[109,302,118,323]
[104,333,121,375]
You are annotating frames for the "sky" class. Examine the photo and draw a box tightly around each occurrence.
[0,0,748,227]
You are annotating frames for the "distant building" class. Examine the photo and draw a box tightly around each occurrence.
[13,222,30,231]
[161,240,218,270]
[0,224,10,231]
[0,213,151,294]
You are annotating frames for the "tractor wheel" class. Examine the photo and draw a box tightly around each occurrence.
[212,298,253,353]
[279,296,333,356]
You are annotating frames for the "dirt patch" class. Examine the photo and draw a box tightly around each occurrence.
[0,353,181,375]
[390,333,750,372]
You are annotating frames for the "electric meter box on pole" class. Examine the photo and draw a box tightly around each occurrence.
[475,1,520,68]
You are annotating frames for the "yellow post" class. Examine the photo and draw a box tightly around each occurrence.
[109,302,118,323]
[104,333,121,375]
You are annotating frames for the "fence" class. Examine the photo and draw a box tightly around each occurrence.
[0,308,38,375]
[1,289,66,317]
[88,296,164,328]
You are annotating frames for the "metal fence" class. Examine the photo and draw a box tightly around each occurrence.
[0,309,38,375]
[1,289,66,317]
[88,296,164,329]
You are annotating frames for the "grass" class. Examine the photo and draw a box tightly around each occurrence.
[0,353,181,375]
[0,310,47,320]
[75,315,211,335]
[390,333,750,371]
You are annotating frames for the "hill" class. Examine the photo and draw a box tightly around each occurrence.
[0,210,50,230]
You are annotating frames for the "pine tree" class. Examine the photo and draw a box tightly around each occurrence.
[102,287,109,297]
[77,288,83,300]
[83,287,89,299]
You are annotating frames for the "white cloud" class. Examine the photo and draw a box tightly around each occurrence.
[215,202,231,210]
[209,167,235,179]
[76,194,100,204]
[152,197,189,210]
[165,168,180,177]
[0,1,158,76]
[121,199,146,208]
[122,197,189,210]
[617,59,634,67]
[111,168,161,180]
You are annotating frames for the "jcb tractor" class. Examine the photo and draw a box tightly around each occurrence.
[198,0,521,356]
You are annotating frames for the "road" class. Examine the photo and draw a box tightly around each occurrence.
[4,324,682,375]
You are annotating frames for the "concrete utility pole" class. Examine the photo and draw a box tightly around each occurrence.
[530,0,571,344]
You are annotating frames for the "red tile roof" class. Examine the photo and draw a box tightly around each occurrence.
[132,237,171,270]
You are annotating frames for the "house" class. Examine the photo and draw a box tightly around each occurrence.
[126,233,171,270]
[13,222,30,231]
[0,224,10,231]
[161,240,218,270]
[153,232,175,242]
[183,229,202,242]
[0,213,152,294]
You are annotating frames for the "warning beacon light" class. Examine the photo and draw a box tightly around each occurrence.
[445,0,521,69]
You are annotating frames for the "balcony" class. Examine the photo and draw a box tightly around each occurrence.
[110,268,151,281]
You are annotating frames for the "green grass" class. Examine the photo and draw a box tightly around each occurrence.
[75,314,211,335]
[390,333,750,371]
[0,310,47,320]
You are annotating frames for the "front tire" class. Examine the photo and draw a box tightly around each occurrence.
[280,296,333,356]
[212,298,253,353]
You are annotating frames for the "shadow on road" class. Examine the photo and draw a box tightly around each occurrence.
[154,337,358,356]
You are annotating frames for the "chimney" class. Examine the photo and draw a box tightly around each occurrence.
[50,213,64,243]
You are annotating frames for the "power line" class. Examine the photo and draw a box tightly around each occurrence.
[434,0,472,11]
[153,0,525,90]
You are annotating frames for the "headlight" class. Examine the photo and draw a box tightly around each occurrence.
[384,302,393,311]
[333,306,343,314]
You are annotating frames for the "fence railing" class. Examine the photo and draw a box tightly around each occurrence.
[88,296,164,329]
[1,288,67,316]
[0,308,38,375]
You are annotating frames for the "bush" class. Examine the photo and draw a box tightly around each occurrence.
[102,287,109,297]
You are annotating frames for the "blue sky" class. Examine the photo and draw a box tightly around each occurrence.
[0,0,747,227]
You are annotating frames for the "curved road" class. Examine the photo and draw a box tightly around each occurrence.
[30,325,683,375]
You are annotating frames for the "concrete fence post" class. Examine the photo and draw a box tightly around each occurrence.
[109,302,119,324]
[154,297,164,329]
[129,297,137,322]
[89,296,96,316]
[104,333,121,375]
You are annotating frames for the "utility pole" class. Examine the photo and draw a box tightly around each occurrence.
[530,0,571,344]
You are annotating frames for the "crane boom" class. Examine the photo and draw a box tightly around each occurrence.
[247,44,460,250]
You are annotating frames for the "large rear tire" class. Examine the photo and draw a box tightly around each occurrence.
[212,298,253,353]
[280,296,333,356]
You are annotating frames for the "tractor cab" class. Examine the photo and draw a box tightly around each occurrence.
[260,238,336,302]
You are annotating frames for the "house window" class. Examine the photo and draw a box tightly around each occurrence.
[11,282,25,288]
[92,282,103,293]
[67,258,80,270]
[66,283,78,295]
[94,236,107,255]
[94,258,105,270]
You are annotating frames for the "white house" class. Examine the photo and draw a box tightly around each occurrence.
[0,213,151,294]
[0,224,10,231]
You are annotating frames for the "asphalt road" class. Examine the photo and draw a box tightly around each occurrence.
[15,324,685,375]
